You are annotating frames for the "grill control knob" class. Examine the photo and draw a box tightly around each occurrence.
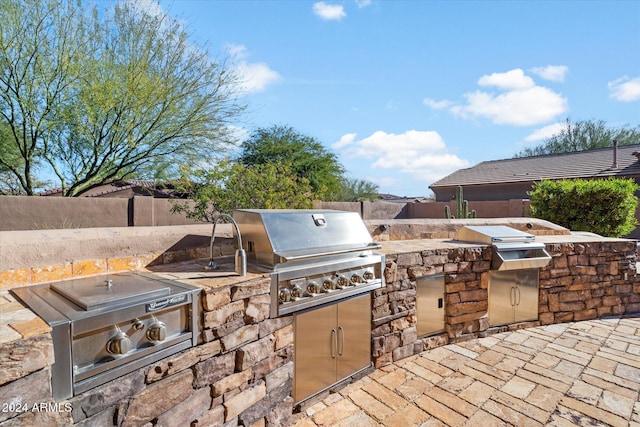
[306,281,320,295]
[336,275,349,289]
[363,270,375,281]
[290,285,303,300]
[278,287,291,302]
[147,321,167,343]
[350,274,363,284]
[106,331,130,355]
[322,279,335,291]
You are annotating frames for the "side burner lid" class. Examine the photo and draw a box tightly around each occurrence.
[453,225,536,244]
[50,273,170,311]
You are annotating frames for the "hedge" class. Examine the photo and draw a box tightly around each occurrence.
[529,178,639,237]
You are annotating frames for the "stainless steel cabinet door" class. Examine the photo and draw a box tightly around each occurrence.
[417,275,445,336]
[514,269,539,323]
[294,303,337,403]
[489,270,539,326]
[489,270,516,326]
[336,293,371,381]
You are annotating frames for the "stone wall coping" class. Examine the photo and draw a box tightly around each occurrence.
[377,231,632,256]
[0,224,221,271]
[366,217,571,242]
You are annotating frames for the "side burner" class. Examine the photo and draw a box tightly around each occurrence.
[11,271,201,400]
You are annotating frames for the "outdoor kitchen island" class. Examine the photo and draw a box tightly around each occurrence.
[1,219,640,426]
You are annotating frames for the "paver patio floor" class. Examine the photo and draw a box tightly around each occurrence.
[291,317,640,426]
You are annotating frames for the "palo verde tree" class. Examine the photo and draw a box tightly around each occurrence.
[238,125,345,201]
[0,0,245,196]
[172,160,314,220]
[515,118,640,158]
[0,0,84,195]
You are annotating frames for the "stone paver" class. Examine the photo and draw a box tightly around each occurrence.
[293,316,640,426]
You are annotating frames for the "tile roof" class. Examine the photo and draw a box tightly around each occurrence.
[430,144,640,188]
[38,180,178,198]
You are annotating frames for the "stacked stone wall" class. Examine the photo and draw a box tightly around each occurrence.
[372,241,639,369]
[373,247,495,368]
[539,241,639,324]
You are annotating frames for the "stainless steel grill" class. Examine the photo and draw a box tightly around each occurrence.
[232,209,385,317]
[233,209,385,404]
[11,272,200,400]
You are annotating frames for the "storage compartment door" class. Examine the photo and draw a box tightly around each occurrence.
[489,271,516,326]
[514,269,539,323]
[294,304,337,403]
[336,293,371,381]
[417,275,445,337]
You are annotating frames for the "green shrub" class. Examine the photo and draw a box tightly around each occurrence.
[529,178,639,237]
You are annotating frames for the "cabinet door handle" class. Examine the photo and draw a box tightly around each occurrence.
[516,287,521,306]
[337,326,344,356]
[330,329,337,359]
[510,287,515,306]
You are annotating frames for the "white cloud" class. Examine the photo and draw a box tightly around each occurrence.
[423,98,453,110]
[225,43,248,58]
[234,62,281,93]
[332,133,357,150]
[448,68,568,126]
[530,65,569,82]
[608,76,640,102]
[225,44,281,93]
[355,0,372,7]
[226,125,250,142]
[478,69,535,90]
[313,2,346,20]
[367,175,397,188]
[124,0,165,18]
[334,130,470,183]
[524,122,566,142]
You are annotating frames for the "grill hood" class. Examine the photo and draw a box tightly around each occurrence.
[453,225,551,271]
[233,209,380,269]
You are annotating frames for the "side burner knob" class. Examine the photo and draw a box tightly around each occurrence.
[147,321,167,343]
[106,331,130,355]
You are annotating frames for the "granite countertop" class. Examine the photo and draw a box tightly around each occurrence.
[144,256,270,290]
[2,231,626,345]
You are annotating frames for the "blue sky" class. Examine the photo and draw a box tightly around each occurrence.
[152,0,639,197]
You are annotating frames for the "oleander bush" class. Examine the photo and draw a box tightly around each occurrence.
[529,178,639,237]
